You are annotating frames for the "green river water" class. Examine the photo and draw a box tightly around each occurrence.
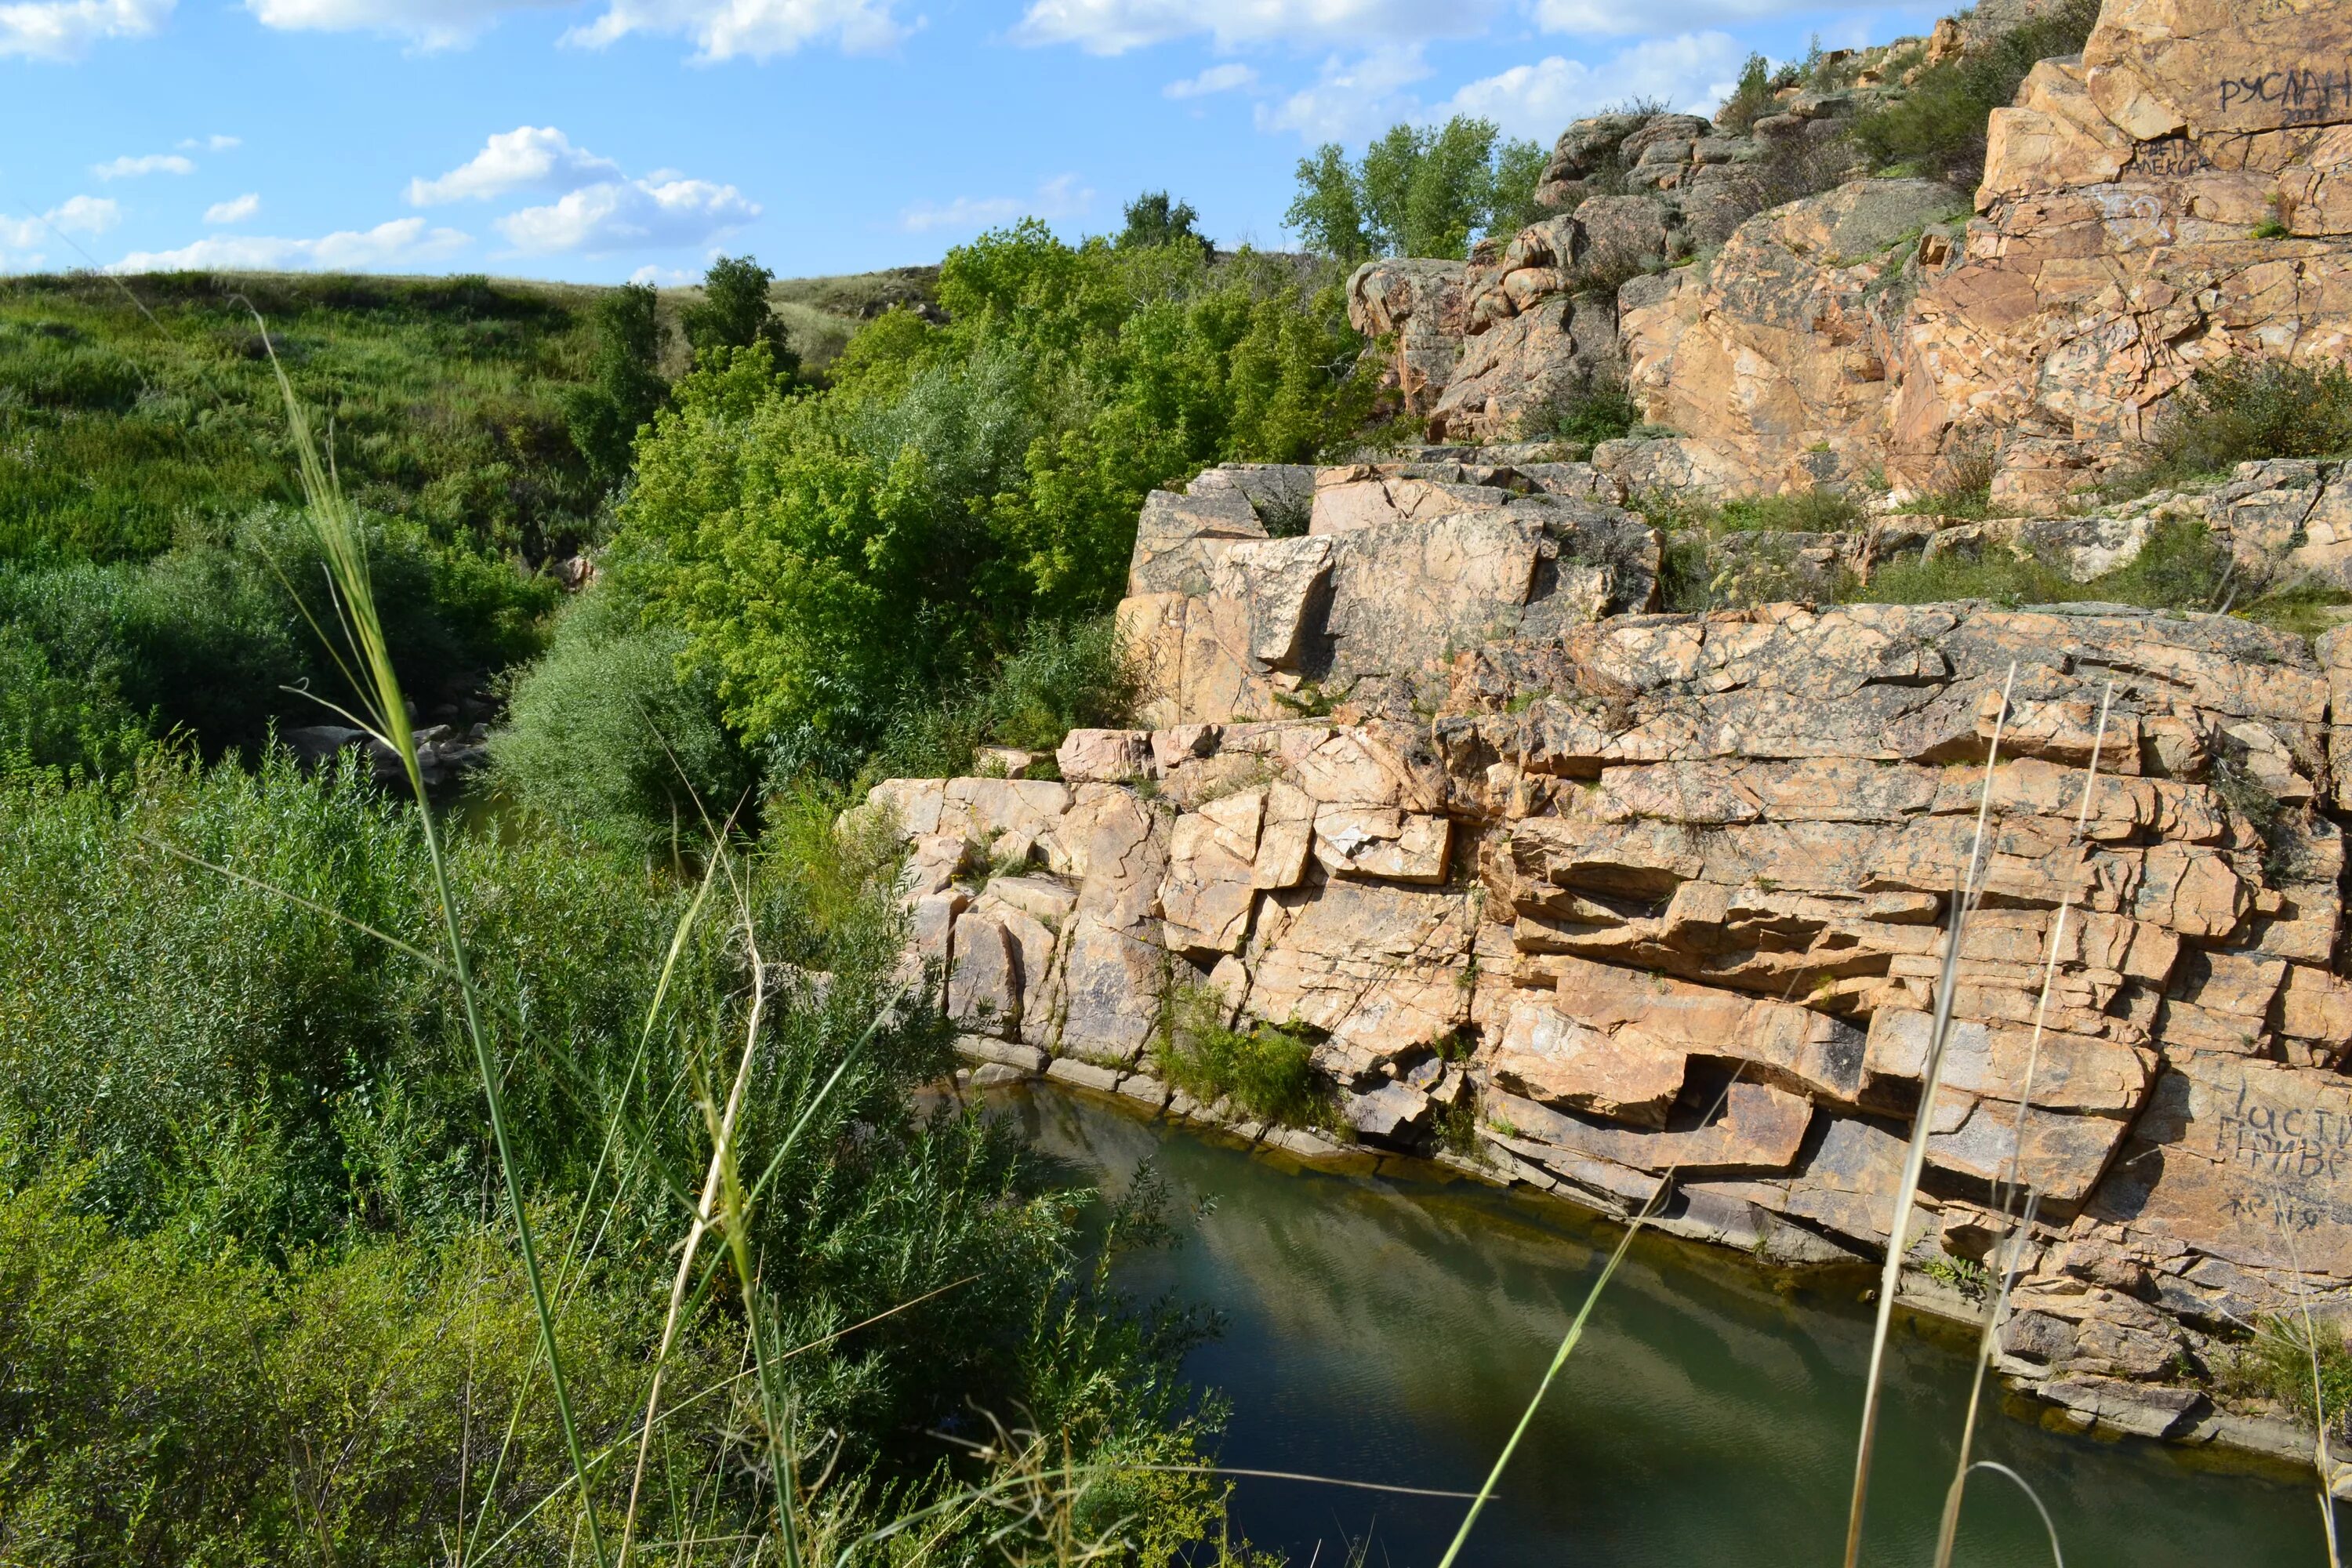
[1002,1085,2331,1568]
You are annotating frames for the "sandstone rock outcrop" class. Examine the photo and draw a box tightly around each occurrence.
[873,437,2352,1445]
[1886,0,2352,508]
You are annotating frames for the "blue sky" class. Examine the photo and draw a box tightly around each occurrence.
[1,0,1945,282]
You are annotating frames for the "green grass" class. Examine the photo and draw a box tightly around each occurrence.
[1156,986,1333,1129]
[0,271,612,563]
[1848,0,2102,187]
[764,266,940,373]
[2119,357,2352,496]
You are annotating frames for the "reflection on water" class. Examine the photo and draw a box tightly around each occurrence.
[1004,1087,2324,1568]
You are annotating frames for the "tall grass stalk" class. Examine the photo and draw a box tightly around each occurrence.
[2278,1220,2347,1568]
[1842,662,2016,1568]
[1435,1067,1749,1568]
[1933,679,2112,1568]
[258,328,612,1568]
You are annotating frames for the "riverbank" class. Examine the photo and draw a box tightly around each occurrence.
[986,1079,2334,1566]
[956,1050,2333,1480]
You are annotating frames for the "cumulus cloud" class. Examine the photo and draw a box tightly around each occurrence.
[629,263,698,285]
[179,133,242,151]
[0,0,171,60]
[1444,31,1746,135]
[1016,0,1491,56]
[407,126,622,205]
[243,0,568,50]
[898,172,1092,235]
[1163,61,1255,99]
[498,178,757,255]
[111,216,470,273]
[1255,45,1430,142]
[93,151,195,179]
[204,192,262,224]
[0,195,122,255]
[564,0,909,60]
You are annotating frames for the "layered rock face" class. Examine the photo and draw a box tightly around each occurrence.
[1351,0,2352,514]
[1345,67,1901,441]
[872,459,2352,1444]
[1887,0,2352,508]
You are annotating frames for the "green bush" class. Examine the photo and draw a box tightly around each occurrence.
[625,227,1368,772]
[877,615,1138,779]
[2218,1314,2352,1438]
[0,750,1228,1558]
[1156,987,1330,1128]
[1849,0,2102,186]
[0,509,554,768]
[488,579,752,853]
[2137,357,2352,485]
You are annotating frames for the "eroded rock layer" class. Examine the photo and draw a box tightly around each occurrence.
[873,456,2352,1446]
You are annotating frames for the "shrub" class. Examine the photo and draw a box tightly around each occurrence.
[1525,379,1640,452]
[487,578,753,854]
[1849,0,2102,186]
[1156,986,1330,1128]
[2217,1314,2352,1438]
[1716,488,1866,533]
[875,615,1138,779]
[1716,53,1777,135]
[2138,356,2352,485]
[626,228,1367,771]
[681,253,797,376]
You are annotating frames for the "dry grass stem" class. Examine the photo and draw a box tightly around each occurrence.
[1842,661,2017,1568]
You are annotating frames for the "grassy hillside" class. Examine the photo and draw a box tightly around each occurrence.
[0,265,940,566]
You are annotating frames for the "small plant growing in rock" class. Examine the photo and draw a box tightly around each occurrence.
[2136,356,2352,488]
[1156,985,1330,1130]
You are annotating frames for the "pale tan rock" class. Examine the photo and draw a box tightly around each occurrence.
[1863,1008,2155,1116]
[1062,784,1170,931]
[1312,806,1451,883]
[868,777,945,836]
[2279,963,2352,1044]
[947,913,1022,1038]
[1253,782,1316,889]
[1055,915,1167,1065]
[1244,880,1475,1074]
[2089,1055,2352,1277]
[1347,257,1471,417]
[1058,728,1152,784]
[1490,994,1686,1123]
[1160,810,1260,956]
[1488,1080,1812,1175]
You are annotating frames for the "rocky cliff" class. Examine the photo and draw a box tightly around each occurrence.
[1349,0,2352,515]
[867,453,2352,1451]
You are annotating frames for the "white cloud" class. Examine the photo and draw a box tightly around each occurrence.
[0,194,121,251]
[498,178,758,255]
[179,133,241,151]
[564,0,909,60]
[243,0,568,50]
[93,151,195,179]
[628,263,697,285]
[1163,61,1255,99]
[111,217,471,273]
[898,172,1093,235]
[1015,0,1489,56]
[204,192,262,224]
[0,0,171,60]
[407,126,622,205]
[1445,31,1746,135]
[1255,45,1430,142]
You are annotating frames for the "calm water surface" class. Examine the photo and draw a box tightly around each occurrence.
[1002,1086,2328,1568]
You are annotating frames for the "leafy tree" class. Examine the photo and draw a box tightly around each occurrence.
[1284,145,1370,263]
[681,254,798,377]
[1286,117,1548,261]
[1117,191,1212,256]
[1716,53,1777,135]
[563,281,670,490]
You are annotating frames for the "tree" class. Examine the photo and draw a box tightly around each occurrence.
[564,282,670,491]
[1284,117,1544,263]
[681,254,798,377]
[1283,146,1370,264]
[1117,191,1212,256]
